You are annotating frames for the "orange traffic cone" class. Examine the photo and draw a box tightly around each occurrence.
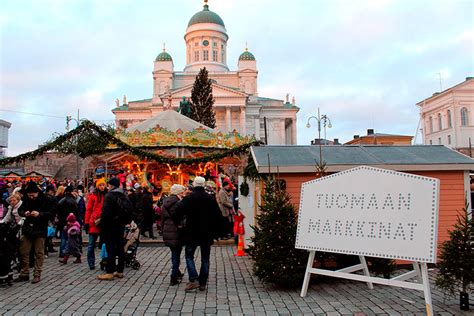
[234,234,246,256]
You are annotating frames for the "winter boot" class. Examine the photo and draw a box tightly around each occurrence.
[96,273,114,280]
[59,256,69,264]
[73,256,81,264]
[170,277,180,286]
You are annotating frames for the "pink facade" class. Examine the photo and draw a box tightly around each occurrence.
[417,77,474,156]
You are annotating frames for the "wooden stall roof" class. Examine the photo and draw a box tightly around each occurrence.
[251,145,474,173]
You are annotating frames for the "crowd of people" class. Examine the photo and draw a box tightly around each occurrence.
[0,173,240,292]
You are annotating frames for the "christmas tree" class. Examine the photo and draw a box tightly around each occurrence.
[190,67,216,128]
[248,175,307,288]
[435,202,474,307]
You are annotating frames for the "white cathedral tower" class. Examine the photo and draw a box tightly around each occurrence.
[113,1,298,145]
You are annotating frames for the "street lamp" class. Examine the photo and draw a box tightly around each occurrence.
[306,108,332,165]
[66,109,86,181]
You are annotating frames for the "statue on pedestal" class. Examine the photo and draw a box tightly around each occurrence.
[178,96,191,117]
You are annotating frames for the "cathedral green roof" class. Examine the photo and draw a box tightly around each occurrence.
[239,50,255,61]
[188,4,225,27]
[155,51,172,62]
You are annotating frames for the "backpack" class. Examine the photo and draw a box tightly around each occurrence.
[115,193,133,225]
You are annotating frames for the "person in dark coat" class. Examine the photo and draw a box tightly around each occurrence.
[129,185,144,229]
[56,185,79,257]
[97,177,131,281]
[176,176,222,292]
[141,185,155,239]
[161,184,186,285]
[44,185,58,255]
[15,181,51,284]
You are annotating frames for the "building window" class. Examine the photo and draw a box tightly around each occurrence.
[212,50,218,62]
[429,116,433,133]
[437,113,442,130]
[203,50,209,61]
[461,107,469,126]
[447,110,452,128]
[213,41,217,47]
[438,137,441,145]
[194,51,199,62]
[429,140,433,145]
[195,42,199,47]
[447,135,451,144]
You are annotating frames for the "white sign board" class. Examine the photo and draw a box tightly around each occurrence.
[296,166,440,263]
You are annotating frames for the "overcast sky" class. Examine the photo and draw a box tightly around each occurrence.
[1,0,473,156]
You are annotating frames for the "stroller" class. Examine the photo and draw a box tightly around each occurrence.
[100,221,141,271]
[124,221,141,270]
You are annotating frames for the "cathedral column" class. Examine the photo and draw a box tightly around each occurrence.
[254,117,260,139]
[239,107,246,135]
[280,119,286,145]
[291,118,297,145]
[225,106,232,132]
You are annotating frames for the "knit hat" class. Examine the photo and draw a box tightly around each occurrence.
[170,184,185,196]
[193,176,206,187]
[25,181,40,193]
[108,177,120,188]
[65,185,74,193]
[45,184,56,193]
[96,178,106,186]
[67,213,76,223]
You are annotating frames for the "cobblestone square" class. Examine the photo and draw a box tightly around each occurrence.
[0,245,467,315]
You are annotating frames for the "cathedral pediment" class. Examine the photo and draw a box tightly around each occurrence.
[166,82,248,98]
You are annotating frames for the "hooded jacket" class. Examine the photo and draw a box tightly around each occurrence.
[161,195,182,247]
[84,190,106,234]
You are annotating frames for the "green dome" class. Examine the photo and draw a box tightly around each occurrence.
[239,50,255,61]
[188,4,225,27]
[155,51,172,62]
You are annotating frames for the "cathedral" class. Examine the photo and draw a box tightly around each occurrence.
[112,1,299,145]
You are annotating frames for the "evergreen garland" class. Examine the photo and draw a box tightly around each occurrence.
[0,120,260,167]
[248,175,307,288]
[190,67,216,128]
[243,154,261,181]
[435,201,474,296]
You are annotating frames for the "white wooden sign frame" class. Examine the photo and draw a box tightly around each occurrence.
[297,166,439,316]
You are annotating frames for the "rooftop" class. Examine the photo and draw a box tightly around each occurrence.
[251,145,474,173]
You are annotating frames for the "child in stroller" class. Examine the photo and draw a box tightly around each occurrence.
[100,221,141,271]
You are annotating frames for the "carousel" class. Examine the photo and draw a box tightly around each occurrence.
[86,110,256,192]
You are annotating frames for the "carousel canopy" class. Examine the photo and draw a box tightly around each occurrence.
[117,109,254,149]
[127,110,214,133]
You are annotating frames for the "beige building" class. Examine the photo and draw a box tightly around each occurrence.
[112,2,299,145]
[417,76,474,156]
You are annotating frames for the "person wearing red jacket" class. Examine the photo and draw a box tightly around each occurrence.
[84,178,107,270]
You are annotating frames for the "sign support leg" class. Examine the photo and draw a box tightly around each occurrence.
[420,263,433,316]
[412,262,422,283]
[300,250,315,297]
[359,256,373,289]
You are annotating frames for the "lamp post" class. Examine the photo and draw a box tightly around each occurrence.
[66,109,86,181]
[306,108,332,165]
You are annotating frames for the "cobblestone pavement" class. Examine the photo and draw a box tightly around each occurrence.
[0,245,467,315]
